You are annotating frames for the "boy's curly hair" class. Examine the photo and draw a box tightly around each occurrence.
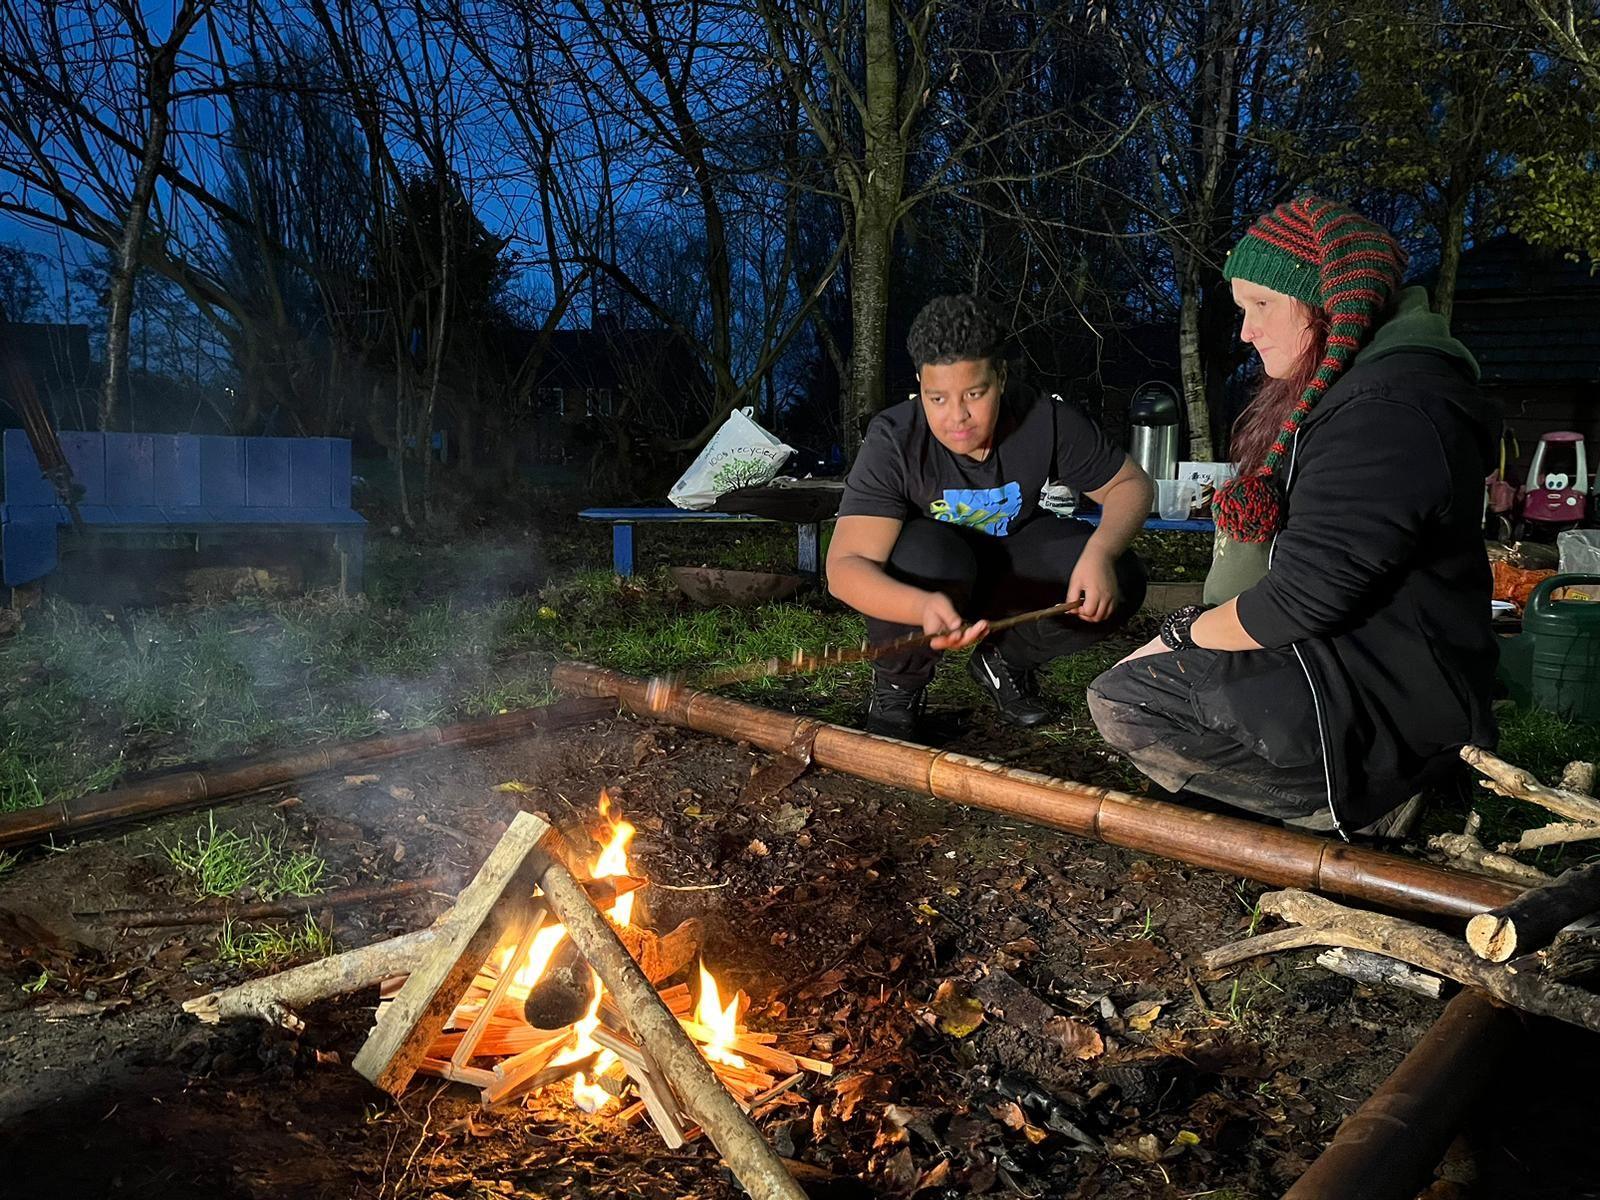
[906,294,1007,370]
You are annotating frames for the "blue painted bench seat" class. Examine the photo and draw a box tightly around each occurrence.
[2,430,366,592]
[1077,511,1216,535]
[577,505,1213,579]
[578,507,823,578]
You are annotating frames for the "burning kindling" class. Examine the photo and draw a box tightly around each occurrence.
[368,793,831,1147]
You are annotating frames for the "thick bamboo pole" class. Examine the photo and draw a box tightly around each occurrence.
[1281,990,1517,1200]
[550,663,1519,919]
[0,697,617,851]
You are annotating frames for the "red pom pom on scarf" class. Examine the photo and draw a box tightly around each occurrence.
[1213,470,1282,544]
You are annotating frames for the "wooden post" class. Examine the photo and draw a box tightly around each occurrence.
[354,812,559,1096]
[534,850,807,1200]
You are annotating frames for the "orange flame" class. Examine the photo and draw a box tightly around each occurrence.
[694,960,746,1068]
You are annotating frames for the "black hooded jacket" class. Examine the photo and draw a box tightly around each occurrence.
[1230,290,1501,830]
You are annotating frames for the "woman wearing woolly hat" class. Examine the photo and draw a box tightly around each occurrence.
[1088,196,1501,837]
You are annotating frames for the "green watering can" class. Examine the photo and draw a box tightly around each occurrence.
[1498,574,1600,722]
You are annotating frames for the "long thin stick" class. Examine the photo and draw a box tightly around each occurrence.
[652,598,1084,703]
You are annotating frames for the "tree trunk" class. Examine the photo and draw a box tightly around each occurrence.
[1177,262,1214,460]
[843,0,905,458]
[102,5,206,430]
[1433,188,1469,324]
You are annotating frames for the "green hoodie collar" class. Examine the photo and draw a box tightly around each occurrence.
[1353,286,1480,381]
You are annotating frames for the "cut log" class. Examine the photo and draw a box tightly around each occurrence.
[1466,861,1600,963]
[353,812,559,1096]
[1426,832,1550,885]
[1461,746,1600,825]
[533,846,806,1200]
[1497,821,1600,854]
[86,875,451,927]
[1248,889,1600,1034]
[183,926,443,1030]
[1314,948,1446,999]
[522,917,703,1030]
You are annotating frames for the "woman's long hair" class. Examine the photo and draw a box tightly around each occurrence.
[1228,302,1330,474]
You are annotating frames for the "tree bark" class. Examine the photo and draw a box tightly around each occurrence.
[1433,187,1469,324]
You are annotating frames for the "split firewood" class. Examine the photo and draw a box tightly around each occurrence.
[1426,831,1551,885]
[1498,821,1600,854]
[1461,746,1600,825]
[1466,861,1600,963]
[522,917,704,1030]
[1206,889,1600,1034]
[82,875,451,928]
[183,926,444,1031]
[1314,948,1446,999]
[533,847,807,1200]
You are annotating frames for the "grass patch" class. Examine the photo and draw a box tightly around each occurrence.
[0,849,19,880]
[217,914,334,970]
[164,813,326,900]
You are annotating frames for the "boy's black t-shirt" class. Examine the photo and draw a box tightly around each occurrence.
[838,385,1124,537]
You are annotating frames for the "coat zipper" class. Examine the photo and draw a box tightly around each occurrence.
[1272,428,1345,839]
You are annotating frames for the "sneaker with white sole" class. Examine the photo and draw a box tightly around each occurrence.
[866,677,927,739]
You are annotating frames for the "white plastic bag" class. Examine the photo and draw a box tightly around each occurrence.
[1558,529,1600,575]
[668,407,794,510]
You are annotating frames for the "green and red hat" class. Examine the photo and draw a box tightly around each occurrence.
[1215,196,1407,542]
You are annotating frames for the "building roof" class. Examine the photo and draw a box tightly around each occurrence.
[1448,236,1600,386]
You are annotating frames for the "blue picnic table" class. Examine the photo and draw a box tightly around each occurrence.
[578,505,1213,578]
[579,507,823,578]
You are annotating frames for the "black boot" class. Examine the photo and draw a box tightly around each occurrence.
[866,675,927,739]
[967,644,1052,727]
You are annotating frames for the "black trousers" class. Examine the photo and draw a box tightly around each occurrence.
[1086,647,1334,824]
[867,516,1147,688]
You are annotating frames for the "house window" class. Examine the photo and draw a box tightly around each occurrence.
[538,387,564,415]
[587,387,614,417]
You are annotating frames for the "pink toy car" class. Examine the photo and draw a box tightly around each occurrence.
[1518,431,1592,537]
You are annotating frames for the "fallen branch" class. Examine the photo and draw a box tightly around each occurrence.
[1245,889,1600,1034]
[1498,821,1600,854]
[183,927,443,1031]
[1314,948,1446,999]
[1562,761,1597,796]
[81,875,451,927]
[1467,861,1600,963]
[1461,746,1600,825]
[1427,832,1550,886]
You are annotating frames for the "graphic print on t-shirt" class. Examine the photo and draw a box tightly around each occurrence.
[928,482,1022,536]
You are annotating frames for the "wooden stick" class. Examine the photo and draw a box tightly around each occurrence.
[1203,925,1327,969]
[534,849,807,1200]
[354,813,558,1096]
[1252,889,1600,1034]
[183,926,443,1030]
[1314,948,1447,999]
[1461,745,1600,825]
[1427,832,1551,885]
[1498,821,1600,854]
[84,875,451,927]
[1466,861,1600,963]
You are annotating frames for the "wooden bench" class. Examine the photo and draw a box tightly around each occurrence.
[578,507,823,578]
[2,430,366,594]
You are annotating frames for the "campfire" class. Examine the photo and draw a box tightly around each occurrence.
[375,792,830,1146]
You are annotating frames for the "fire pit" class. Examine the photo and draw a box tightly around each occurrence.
[373,794,830,1143]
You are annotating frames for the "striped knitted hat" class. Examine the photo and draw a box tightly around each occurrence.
[1215,196,1408,542]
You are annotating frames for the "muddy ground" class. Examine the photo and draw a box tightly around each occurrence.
[2,700,1598,1200]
